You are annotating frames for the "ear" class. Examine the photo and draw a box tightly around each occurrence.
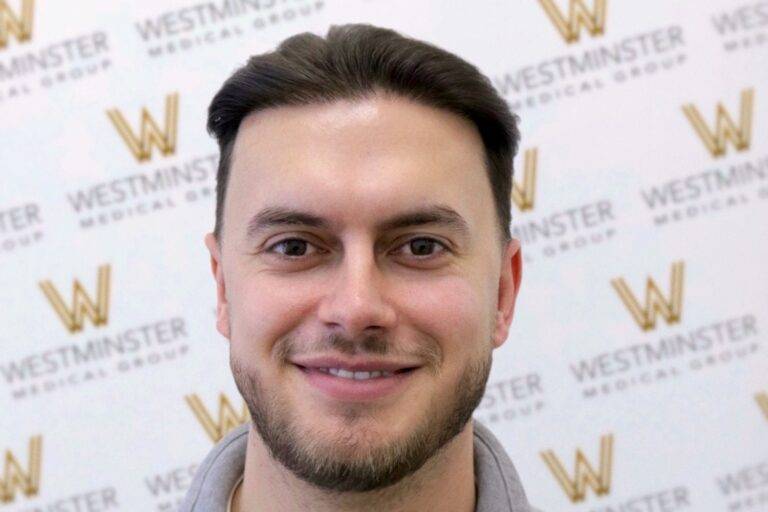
[205,232,231,340]
[491,238,522,349]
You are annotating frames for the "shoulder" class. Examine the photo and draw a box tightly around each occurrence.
[178,423,250,512]
[472,419,544,512]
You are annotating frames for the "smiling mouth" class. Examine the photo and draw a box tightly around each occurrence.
[294,364,418,379]
[293,363,422,401]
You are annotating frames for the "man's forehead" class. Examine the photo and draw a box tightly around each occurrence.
[230,93,486,168]
[224,94,493,244]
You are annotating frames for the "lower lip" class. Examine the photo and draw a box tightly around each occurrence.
[295,365,419,402]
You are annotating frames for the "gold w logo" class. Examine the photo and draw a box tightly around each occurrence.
[756,392,768,421]
[682,88,754,158]
[512,148,538,212]
[185,393,250,443]
[0,436,42,504]
[106,92,179,162]
[538,0,607,43]
[39,264,110,334]
[0,0,33,50]
[611,261,684,331]
[540,434,613,503]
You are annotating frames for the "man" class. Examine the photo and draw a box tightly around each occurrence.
[181,23,539,512]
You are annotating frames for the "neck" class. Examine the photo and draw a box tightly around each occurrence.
[232,422,477,512]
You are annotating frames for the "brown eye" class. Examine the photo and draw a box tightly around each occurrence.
[399,237,449,258]
[268,238,319,258]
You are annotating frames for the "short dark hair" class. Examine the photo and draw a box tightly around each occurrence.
[207,23,520,247]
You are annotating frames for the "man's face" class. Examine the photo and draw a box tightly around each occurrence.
[205,93,521,492]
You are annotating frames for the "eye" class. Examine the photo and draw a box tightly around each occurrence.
[266,238,322,258]
[393,237,449,259]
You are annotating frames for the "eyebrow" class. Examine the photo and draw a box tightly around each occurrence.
[246,203,471,242]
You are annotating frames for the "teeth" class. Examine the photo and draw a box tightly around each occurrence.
[325,368,394,380]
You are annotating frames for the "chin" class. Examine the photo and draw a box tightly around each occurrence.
[306,412,406,446]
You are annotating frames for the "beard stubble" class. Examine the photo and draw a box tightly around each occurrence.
[230,332,492,494]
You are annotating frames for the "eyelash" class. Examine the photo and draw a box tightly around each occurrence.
[265,236,450,261]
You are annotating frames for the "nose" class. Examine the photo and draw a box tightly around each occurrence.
[317,240,397,338]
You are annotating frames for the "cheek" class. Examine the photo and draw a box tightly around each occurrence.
[228,271,317,358]
[397,275,488,357]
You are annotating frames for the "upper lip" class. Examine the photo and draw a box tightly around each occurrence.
[291,356,422,372]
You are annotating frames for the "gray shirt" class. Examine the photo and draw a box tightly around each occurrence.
[180,419,541,511]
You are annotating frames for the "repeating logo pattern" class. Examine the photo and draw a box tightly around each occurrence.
[1,1,765,511]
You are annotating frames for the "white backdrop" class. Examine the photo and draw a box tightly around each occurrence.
[1,1,766,510]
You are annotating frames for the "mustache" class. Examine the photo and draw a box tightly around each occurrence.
[277,331,443,369]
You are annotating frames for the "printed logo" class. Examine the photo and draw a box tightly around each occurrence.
[134,0,326,59]
[756,391,768,420]
[0,435,41,504]
[107,92,179,162]
[144,464,197,512]
[0,202,44,254]
[538,0,607,43]
[715,458,768,511]
[68,91,216,230]
[39,264,110,334]
[475,372,546,425]
[641,88,764,227]
[186,393,250,443]
[498,0,686,111]
[710,1,768,53]
[510,146,618,263]
[512,148,538,212]
[0,2,111,104]
[540,434,613,502]
[2,315,191,401]
[611,261,684,331]
[682,88,755,158]
[0,0,33,50]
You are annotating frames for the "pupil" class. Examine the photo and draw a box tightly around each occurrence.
[411,239,432,256]
[285,240,306,256]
